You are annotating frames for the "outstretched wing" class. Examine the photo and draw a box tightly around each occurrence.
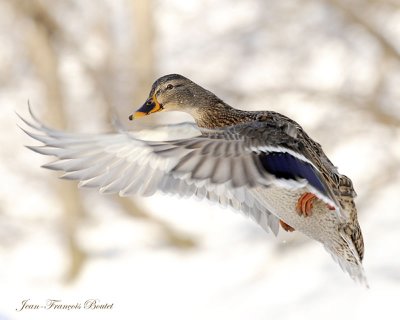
[18,109,280,235]
[19,107,342,233]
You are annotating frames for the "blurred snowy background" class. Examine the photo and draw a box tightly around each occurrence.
[1,0,400,319]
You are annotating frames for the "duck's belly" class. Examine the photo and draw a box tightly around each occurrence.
[250,186,368,285]
[250,186,342,245]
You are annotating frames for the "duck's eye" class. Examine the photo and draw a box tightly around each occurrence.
[166,84,174,90]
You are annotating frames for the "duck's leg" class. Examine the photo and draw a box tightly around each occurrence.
[279,219,295,232]
[296,192,336,216]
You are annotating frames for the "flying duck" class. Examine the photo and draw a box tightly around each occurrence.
[19,74,367,286]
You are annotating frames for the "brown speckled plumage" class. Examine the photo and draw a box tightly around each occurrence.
[163,74,365,264]
[20,74,367,285]
[140,74,366,282]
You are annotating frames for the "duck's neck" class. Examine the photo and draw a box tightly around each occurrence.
[193,103,260,129]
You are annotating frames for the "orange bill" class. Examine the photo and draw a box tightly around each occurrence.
[129,95,163,120]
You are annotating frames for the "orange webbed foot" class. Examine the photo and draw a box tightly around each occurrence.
[296,192,316,216]
[280,219,295,232]
[296,192,336,216]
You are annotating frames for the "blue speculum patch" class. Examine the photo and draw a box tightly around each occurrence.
[259,152,327,196]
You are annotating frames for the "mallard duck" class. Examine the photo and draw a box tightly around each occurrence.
[19,74,367,286]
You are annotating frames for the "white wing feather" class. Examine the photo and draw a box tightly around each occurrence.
[19,111,280,235]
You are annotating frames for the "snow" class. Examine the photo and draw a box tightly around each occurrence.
[1,0,400,319]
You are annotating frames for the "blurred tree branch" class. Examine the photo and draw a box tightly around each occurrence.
[309,0,400,129]
[12,0,197,274]
[326,0,400,61]
[13,0,86,282]
[72,0,197,249]
[130,0,156,104]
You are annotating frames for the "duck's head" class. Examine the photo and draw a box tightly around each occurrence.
[129,74,220,120]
